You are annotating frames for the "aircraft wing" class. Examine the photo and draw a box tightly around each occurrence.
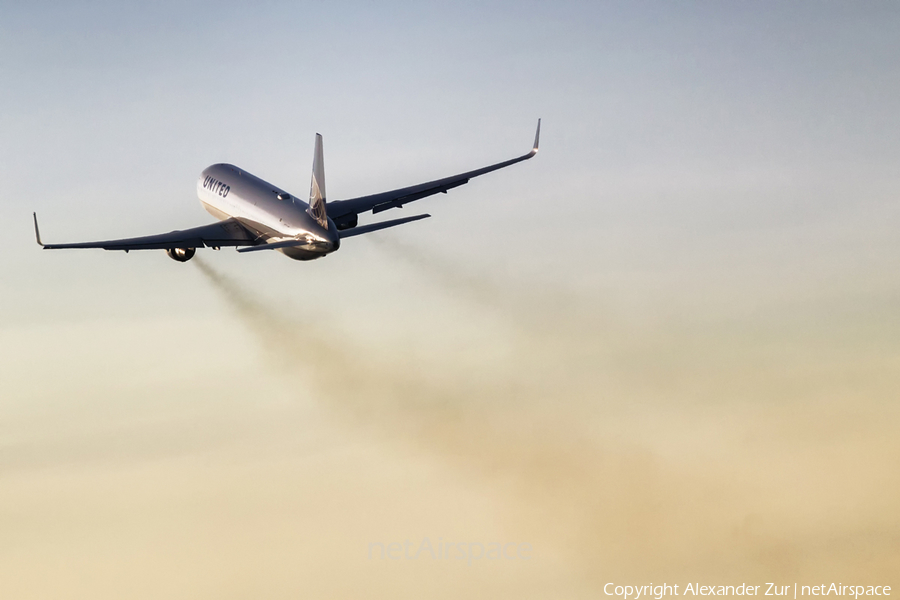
[326,120,540,229]
[34,214,258,250]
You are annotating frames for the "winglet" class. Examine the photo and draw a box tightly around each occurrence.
[33,212,43,247]
[530,118,541,155]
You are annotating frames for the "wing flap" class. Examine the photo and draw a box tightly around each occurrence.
[370,179,468,214]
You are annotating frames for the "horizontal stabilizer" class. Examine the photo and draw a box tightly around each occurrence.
[339,214,431,239]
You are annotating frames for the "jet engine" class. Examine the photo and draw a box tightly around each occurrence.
[166,247,196,262]
[333,214,358,230]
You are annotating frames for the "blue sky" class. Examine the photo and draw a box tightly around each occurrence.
[3,1,900,323]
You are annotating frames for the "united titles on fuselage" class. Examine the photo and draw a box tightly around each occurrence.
[202,176,230,198]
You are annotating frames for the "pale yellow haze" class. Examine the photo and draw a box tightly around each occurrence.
[2,241,898,598]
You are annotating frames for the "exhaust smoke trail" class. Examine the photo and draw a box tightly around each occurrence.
[194,255,900,585]
[194,257,658,583]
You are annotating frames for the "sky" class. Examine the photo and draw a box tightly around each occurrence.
[1,1,900,598]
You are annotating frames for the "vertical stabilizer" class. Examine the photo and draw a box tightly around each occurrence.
[308,133,328,227]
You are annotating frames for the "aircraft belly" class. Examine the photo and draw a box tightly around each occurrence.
[201,200,232,221]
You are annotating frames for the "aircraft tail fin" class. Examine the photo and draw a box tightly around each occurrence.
[308,133,328,227]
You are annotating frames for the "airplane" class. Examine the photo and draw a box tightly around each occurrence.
[33,120,540,262]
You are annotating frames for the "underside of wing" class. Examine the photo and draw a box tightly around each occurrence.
[35,215,258,251]
[326,119,540,229]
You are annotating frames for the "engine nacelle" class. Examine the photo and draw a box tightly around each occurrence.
[333,213,358,230]
[166,247,196,262]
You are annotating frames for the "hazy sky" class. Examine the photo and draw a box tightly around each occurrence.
[1,2,899,598]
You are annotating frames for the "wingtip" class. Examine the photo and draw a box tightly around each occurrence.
[32,212,43,247]
[532,118,541,154]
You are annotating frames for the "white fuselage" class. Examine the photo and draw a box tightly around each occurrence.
[197,163,340,260]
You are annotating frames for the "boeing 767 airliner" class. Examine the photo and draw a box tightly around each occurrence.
[33,120,540,262]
